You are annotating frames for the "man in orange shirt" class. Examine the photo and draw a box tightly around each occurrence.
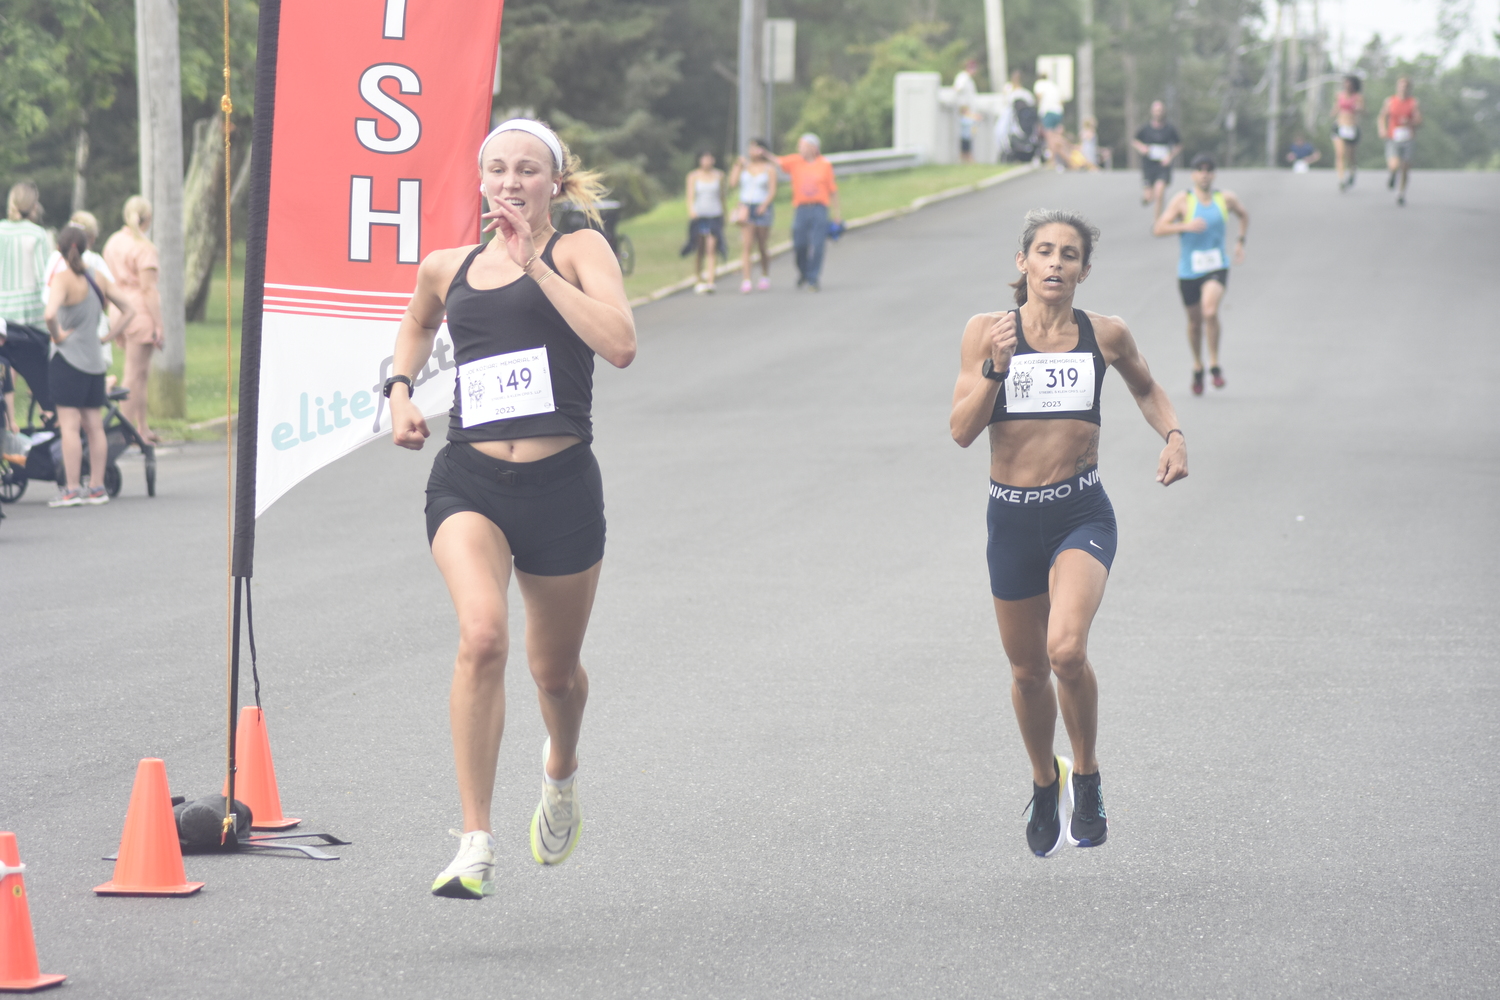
[779,134,843,290]
[1377,77,1422,207]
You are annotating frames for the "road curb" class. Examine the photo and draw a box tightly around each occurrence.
[627,163,1038,308]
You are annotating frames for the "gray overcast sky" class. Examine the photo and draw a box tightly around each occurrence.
[1318,0,1499,64]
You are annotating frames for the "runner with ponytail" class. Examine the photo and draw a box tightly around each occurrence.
[950,208,1187,857]
[385,119,636,898]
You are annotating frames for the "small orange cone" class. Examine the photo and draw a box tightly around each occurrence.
[0,832,66,992]
[94,759,204,896]
[226,707,300,830]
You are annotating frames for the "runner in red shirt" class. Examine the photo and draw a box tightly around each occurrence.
[1377,77,1422,207]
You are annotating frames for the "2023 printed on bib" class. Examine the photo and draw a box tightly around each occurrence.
[1004,353,1096,413]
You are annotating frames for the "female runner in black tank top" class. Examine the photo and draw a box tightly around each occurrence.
[387,121,636,897]
[949,209,1187,858]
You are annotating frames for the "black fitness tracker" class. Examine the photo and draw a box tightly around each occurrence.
[981,358,1009,382]
[383,374,413,399]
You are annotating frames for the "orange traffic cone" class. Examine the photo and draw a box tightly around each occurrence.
[226,707,300,830]
[0,832,66,992]
[94,759,204,896]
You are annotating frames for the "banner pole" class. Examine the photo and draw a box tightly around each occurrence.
[232,0,280,578]
[227,0,281,821]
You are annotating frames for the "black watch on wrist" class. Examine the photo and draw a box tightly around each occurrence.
[981,358,1009,382]
[383,374,413,399]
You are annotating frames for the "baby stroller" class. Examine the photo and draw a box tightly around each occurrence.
[552,199,634,276]
[0,386,157,503]
[1004,99,1043,163]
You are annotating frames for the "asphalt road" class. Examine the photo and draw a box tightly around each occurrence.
[3,167,1496,999]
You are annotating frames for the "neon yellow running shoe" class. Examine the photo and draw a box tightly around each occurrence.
[431,829,495,899]
[530,740,581,866]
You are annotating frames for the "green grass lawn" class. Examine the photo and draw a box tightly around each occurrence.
[9,163,1016,440]
[165,241,246,438]
[619,162,1016,299]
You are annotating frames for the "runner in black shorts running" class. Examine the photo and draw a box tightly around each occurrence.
[950,209,1188,857]
[387,119,637,898]
[1132,102,1181,217]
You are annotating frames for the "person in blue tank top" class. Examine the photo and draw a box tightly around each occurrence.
[950,209,1189,858]
[386,120,637,899]
[1152,153,1250,395]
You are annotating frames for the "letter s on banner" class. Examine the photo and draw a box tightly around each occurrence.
[356,64,422,153]
[252,0,504,517]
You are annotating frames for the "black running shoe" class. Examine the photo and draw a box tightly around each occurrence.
[1023,756,1072,857]
[1068,771,1108,847]
[1387,171,1397,190]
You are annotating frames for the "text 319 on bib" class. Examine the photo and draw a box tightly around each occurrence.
[1004,352,1096,413]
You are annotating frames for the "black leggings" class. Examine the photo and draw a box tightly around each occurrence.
[425,441,605,576]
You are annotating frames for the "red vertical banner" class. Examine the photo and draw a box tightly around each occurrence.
[254,0,503,515]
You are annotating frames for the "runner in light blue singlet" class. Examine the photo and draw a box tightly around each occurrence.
[1151,153,1250,395]
[1176,191,1228,280]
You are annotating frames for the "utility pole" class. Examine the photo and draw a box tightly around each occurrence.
[135,1,152,201]
[736,0,765,154]
[1265,0,1283,168]
[984,0,1008,92]
[1077,0,1094,131]
[136,0,187,417]
[1303,0,1324,133]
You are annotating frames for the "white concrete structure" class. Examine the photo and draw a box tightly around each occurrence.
[893,71,1010,165]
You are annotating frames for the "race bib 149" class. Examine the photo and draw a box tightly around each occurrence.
[458,347,556,428]
[1004,352,1096,413]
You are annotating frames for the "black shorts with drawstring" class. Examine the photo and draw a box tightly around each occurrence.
[424,441,605,576]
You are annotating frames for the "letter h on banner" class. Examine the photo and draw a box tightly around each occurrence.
[349,177,420,263]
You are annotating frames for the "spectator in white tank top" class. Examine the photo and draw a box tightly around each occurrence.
[684,151,725,294]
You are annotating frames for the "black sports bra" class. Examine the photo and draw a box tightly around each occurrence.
[989,308,1107,427]
[443,233,595,444]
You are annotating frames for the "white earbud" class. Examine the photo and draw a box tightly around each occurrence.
[553,184,560,196]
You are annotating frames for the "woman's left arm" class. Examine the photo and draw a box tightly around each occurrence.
[535,229,637,368]
[96,272,135,342]
[1094,313,1188,486]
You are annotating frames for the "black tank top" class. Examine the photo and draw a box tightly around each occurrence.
[989,308,1107,426]
[445,232,595,444]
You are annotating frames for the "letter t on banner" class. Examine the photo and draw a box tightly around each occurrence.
[239,0,504,520]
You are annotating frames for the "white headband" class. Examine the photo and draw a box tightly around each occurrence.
[478,119,565,172]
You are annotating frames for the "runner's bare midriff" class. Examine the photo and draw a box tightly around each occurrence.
[469,435,581,462]
[989,419,1100,487]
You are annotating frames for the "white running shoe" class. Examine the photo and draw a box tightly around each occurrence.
[431,829,495,899]
[530,739,581,866]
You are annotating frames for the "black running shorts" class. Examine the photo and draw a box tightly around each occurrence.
[1142,160,1172,186]
[1178,269,1229,306]
[986,466,1117,601]
[425,441,605,576]
[49,354,106,409]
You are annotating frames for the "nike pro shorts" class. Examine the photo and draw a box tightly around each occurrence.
[986,465,1117,601]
